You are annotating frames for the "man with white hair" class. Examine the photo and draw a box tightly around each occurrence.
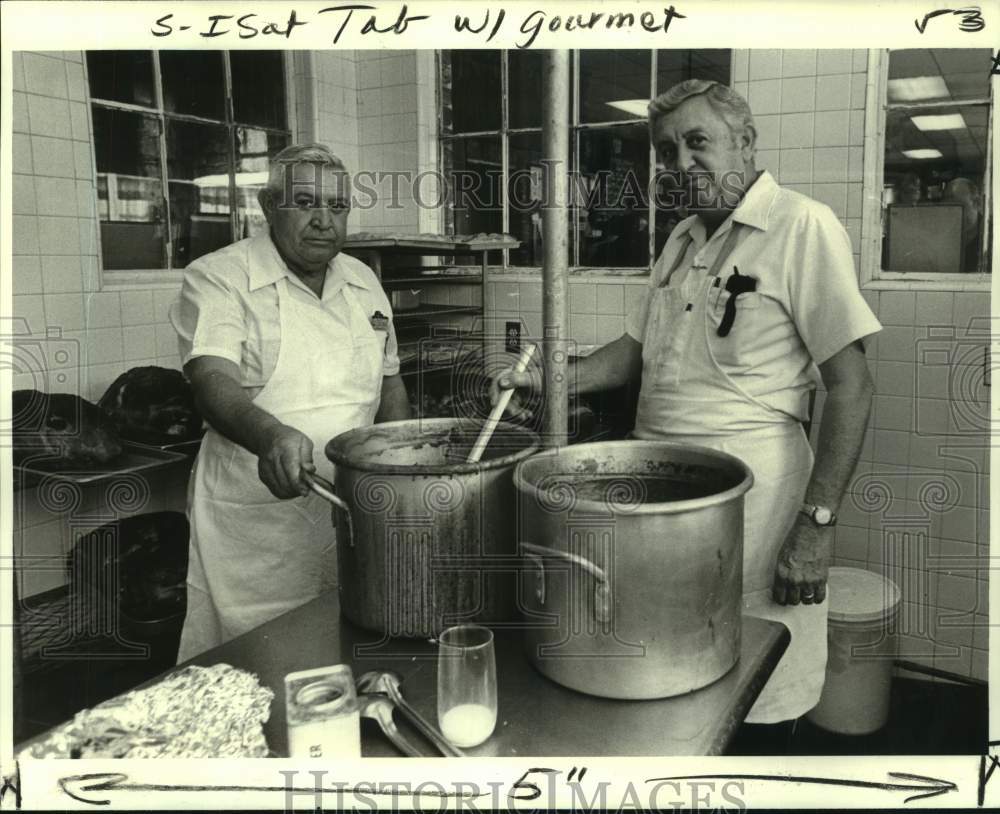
[496,80,881,729]
[171,143,410,659]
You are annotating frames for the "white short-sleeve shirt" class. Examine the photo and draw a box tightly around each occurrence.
[626,170,881,423]
[170,232,400,390]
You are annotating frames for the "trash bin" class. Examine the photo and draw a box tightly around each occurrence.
[807,566,901,735]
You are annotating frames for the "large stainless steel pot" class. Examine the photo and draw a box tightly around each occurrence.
[315,418,540,638]
[514,440,753,699]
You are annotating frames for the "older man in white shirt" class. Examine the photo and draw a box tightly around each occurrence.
[170,143,410,660]
[497,80,880,727]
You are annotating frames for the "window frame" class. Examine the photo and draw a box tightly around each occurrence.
[90,50,296,289]
[860,48,993,292]
[436,50,734,275]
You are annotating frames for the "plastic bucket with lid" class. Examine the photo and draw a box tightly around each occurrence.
[807,567,901,735]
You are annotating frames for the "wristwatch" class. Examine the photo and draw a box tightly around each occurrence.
[800,502,838,527]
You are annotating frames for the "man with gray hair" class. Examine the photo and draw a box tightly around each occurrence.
[496,80,881,729]
[171,143,410,659]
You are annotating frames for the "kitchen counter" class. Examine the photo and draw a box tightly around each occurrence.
[180,593,788,757]
[18,592,788,757]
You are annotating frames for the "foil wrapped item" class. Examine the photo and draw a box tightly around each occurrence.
[20,664,274,759]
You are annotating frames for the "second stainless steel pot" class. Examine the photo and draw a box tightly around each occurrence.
[514,440,753,700]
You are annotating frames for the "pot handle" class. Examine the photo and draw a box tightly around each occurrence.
[302,471,355,549]
[520,542,612,624]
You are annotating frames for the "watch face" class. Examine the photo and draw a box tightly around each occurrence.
[814,507,833,525]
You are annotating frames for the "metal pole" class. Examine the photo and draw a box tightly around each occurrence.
[541,50,570,449]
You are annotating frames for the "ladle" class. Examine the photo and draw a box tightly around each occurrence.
[357,670,464,757]
[467,343,536,464]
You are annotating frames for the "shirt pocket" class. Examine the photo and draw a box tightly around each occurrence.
[706,289,765,369]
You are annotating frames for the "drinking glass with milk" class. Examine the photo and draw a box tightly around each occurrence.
[437,625,497,748]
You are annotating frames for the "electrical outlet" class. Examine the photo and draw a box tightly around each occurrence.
[505,321,521,353]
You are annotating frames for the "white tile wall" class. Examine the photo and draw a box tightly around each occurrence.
[780,113,815,148]
[9,48,988,678]
[828,266,992,680]
[340,51,425,234]
[815,74,852,111]
[749,50,782,80]
[13,256,43,295]
[40,255,83,293]
[13,173,36,215]
[30,135,75,178]
[13,215,40,255]
[781,76,815,113]
[781,50,816,78]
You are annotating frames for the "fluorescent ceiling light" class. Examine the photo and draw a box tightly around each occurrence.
[911,113,967,131]
[606,99,650,117]
[902,148,943,159]
[887,76,949,102]
[192,171,269,188]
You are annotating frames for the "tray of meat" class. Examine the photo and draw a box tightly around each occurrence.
[13,390,123,465]
[12,389,188,488]
[98,367,204,451]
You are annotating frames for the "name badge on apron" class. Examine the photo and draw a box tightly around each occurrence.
[369,311,389,332]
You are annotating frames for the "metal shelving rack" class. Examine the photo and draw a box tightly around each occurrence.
[342,235,520,380]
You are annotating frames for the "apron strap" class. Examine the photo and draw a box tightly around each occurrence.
[659,221,748,288]
[706,222,747,279]
[659,234,694,288]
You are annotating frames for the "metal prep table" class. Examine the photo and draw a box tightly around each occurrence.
[179,592,789,757]
[17,591,788,757]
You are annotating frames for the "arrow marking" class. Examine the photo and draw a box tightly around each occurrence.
[58,773,489,806]
[646,772,957,804]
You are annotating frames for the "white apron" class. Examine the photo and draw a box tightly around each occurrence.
[177,276,383,662]
[635,223,828,724]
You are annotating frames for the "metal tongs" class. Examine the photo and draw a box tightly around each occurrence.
[358,693,425,757]
[357,670,464,757]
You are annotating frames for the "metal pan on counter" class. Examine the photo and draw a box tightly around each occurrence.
[123,434,205,457]
[13,444,190,490]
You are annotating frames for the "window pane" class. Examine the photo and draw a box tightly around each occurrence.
[91,107,165,269]
[508,133,542,266]
[441,51,501,134]
[578,125,650,267]
[888,49,993,104]
[231,51,288,129]
[579,51,651,124]
[166,120,233,267]
[160,51,226,120]
[656,50,731,96]
[443,137,502,263]
[507,132,573,267]
[86,51,155,107]
[508,51,545,129]
[882,103,989,273]
[234,128,290,239]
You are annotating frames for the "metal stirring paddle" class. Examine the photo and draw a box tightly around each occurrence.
[467,343,536,464]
